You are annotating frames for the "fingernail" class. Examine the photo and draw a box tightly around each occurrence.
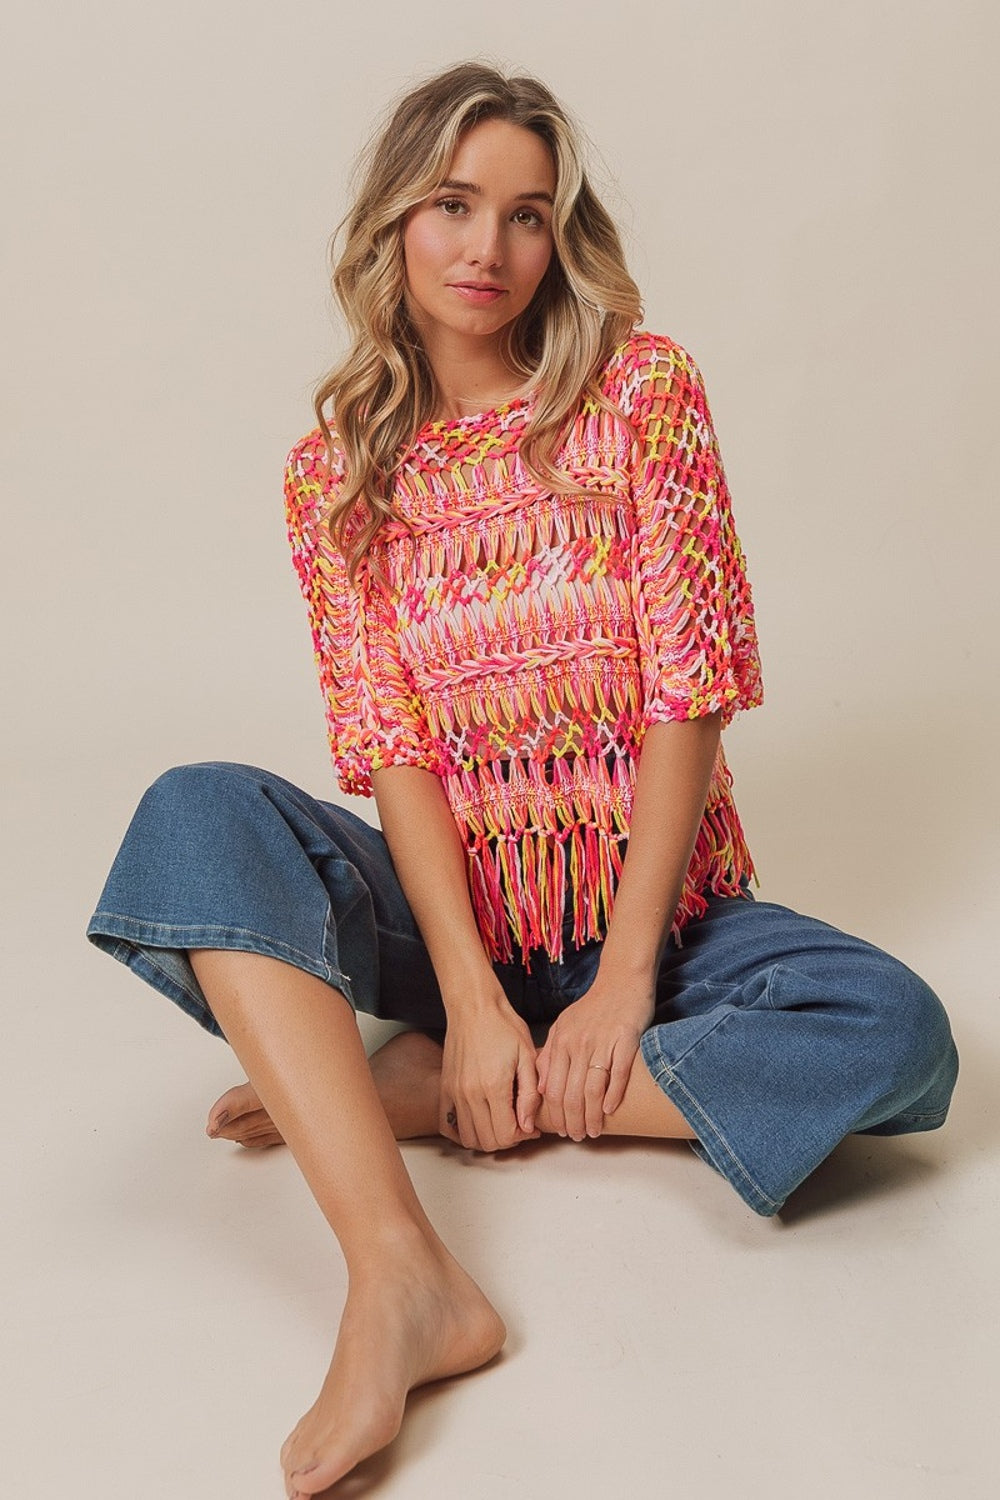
[293,1463,319,1476]
[215,1111,230,1128]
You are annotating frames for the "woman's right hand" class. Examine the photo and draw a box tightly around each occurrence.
[439,992,542,1152]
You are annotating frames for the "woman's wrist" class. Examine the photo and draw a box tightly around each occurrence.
[596,920,671,987]
[437,962,511,1018]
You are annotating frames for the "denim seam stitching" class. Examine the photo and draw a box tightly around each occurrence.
[89,913,354,1003]
[642,1036,782,1214]
[320,902,356,1006]
[887,1107,950,1125]
[762,961,786,1009]
[648,1004,730,1071]
[90,911,321,968]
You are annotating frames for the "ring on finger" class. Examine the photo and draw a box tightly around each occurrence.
[588,1063,611,1073]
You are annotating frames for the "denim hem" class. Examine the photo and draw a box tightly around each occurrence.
[86,912,358,1031]
[639,1031,784,1217]
[855,1106,951,1137]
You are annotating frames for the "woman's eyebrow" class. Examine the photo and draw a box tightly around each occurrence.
[439,177,554,206]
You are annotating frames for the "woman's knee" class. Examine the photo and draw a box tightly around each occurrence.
[135,762,319,853]
[140,761,264,821]
[866,961,958,1107]
[775,944,958,1121]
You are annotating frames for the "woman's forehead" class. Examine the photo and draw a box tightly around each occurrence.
[445,118,556,189]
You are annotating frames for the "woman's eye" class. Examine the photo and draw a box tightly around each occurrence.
[433,198,544,227]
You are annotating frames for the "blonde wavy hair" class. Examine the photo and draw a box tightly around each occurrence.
[315,60,644,579]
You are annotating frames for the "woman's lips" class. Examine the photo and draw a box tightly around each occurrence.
[449,284,507,304]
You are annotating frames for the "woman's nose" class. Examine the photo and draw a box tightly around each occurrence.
[465,216,503,268]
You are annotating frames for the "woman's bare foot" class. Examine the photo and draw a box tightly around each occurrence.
[207,1031,444,1148]
[280,1235,505,1496]
[206,1079,284,1148]
[368,1030,443,1137]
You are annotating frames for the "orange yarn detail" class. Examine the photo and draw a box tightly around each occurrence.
[284,331,764,964]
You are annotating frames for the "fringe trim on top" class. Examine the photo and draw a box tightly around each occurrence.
[456,751,756,966]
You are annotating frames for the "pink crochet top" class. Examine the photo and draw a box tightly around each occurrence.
[284,330,763,964]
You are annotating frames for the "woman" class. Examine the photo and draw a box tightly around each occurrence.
[86,61,959,1497]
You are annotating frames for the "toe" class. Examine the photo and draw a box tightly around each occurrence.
[207,1081,260,1132]
[238,1127,284,1149]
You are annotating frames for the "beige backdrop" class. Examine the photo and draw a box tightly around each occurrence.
[3,2,998,1494]
[5,1,996,995]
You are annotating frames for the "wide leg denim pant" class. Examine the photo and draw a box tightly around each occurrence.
[86,761,959,1217]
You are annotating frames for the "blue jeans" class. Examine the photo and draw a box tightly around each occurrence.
[86,762,959,1217]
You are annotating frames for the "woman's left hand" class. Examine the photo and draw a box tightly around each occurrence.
[535,975,656,1141]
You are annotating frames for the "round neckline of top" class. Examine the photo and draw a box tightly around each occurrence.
[416,390,536,437]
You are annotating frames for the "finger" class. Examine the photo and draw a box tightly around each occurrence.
[439,1100,462,1145]
[455,1099,480,1152]
[471,1096,501,1153]
[456,1095,492,1152]
[584,1067,610,1138]
[490,1107,520,1150]
[543,1051,570,1137]
[516,1053,542,1134]
[535,1040,551,1097]
[604,1044,636,1116]
[563,1059,592,1141]
[488,1074,526,1149]
[493,1128,541,1151]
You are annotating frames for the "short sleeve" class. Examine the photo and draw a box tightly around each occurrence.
[626,335,763,730]
[284,433,445,796]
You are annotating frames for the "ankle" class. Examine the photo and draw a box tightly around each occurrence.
[344,1214,450,1281]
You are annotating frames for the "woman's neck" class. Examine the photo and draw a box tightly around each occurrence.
[432,380,532,423]
[419,329,529,422]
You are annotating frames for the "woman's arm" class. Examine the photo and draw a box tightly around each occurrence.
[286,444,541,1151]
[372,766,542,1151]
[535,712,722,1140]
[534,339,761,1141]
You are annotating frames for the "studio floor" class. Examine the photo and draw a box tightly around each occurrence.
[4,752,998,1500]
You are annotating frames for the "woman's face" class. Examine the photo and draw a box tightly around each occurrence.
[402,118,557,354]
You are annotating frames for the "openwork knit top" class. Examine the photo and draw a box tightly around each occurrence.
[284,330,763,964]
